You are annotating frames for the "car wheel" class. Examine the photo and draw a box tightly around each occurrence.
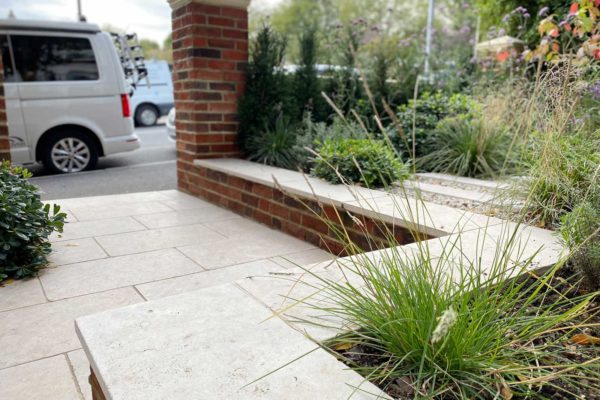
[41,131,98,174]
[135,104,159,127]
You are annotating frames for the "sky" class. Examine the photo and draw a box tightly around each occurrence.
[1,0,284,46]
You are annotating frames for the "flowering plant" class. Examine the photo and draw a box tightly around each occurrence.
[528,0,600,62]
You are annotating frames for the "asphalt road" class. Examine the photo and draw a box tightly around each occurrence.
[30,122,177,201]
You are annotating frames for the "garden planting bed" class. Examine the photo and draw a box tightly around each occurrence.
[76,159,565,399]
[332,263,600,399]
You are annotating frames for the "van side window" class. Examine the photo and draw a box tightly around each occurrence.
[10,35,99,82]
[0,35,15,81]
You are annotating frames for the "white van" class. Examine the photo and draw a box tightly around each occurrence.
[129,60,174,127]
[0,19,140,173]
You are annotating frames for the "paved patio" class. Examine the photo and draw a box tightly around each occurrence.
[0,190,333,400]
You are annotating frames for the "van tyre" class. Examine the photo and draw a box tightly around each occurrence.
[41,131,98,174]
[135,104,158,127]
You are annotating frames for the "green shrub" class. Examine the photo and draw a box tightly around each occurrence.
[390,91,476,159]
[312,138,409,187]
[560,202,600,290]
[418,115,516,178]
[0,162,66,281]
[246,115,298,170]
[294,116,368,172]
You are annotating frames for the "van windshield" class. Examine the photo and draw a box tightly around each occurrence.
[10,35,99,82]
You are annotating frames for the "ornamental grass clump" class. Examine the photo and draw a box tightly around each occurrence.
[247,114,299,170]
[305,220,600,399]
[0,162,66,281]
[418,115,515,178]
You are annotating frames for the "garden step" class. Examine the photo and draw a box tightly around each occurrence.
[403,180,495,203]
[415,172,511,191]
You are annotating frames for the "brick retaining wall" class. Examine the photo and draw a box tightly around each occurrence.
[184,164,417,256]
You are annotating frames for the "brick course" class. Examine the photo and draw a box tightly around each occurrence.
[171,0,248,191]
[0,55,10,162]
[185,164,417,256]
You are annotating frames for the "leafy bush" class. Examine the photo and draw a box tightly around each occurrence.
[390,91,476,159]
[560,202,600,290]
[0,162,66,281]
[418,115,516,178]
[312,138,409,187]
[246,115,298,170]
[294,116,368,171]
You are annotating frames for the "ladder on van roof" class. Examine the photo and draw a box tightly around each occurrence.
[109,32,150,92]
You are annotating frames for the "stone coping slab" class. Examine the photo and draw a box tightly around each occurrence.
[76,283,387,399]
[77,160,565,399]
[195,158,512,237]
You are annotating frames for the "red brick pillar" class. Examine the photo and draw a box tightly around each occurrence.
[0,55,10,162]
[169,0,249,193]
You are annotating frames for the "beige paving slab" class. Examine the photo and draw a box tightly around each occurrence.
[133,207,239,229]
[0,355,81,400]
[0,278,47,313]
[76,284,385,400]
[48,237,107,267]
[69,201,173,222]
[68,349,92,400]
[95,224,226,257]
[201,216,278,237]
[178,231,315,270]
[62,209,78,223]
[157,189,195,199]
[50,191,173,209]
[0,287,142,369]
[39,249,204,301]
[239,248,422,341]
[136,259,283,300]
[159,196,216,211]
[270,248,336,269]
[50,216,147,242]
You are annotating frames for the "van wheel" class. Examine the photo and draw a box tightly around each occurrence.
[41,131,98,174]
[135,104,158,127]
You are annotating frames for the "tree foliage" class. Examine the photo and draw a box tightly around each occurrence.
[292,27,327,121]
[237,25,289,152]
